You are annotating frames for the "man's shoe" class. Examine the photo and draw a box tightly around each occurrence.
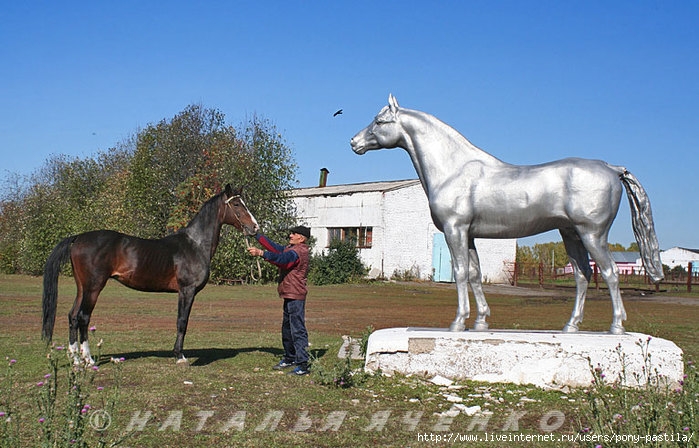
[272,359,295,370]
[288,365,309,376]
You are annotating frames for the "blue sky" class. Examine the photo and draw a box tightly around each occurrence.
[1,1,697,249]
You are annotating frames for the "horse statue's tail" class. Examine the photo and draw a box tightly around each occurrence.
[619,170,664,283]
[42,236,76,342]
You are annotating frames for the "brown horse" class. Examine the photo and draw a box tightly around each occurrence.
[42,184,259,364]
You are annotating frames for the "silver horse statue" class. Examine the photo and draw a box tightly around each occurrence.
[351,94,663,334]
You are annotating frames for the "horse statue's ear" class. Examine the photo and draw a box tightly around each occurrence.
[225,184,233,197]
[388,94,400,112]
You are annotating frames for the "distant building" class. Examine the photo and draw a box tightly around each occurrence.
[660,247,699,273]
[289,175,516,283]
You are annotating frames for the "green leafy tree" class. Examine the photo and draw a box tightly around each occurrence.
[125,105,223,237]
[13,154,112,274]
[515,244,537,265]
[0,104,298,279]
[608,242,626,252]
[209,115,299,282]
[515,241,569,272]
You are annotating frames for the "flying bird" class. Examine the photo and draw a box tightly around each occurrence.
[333,109,343,117]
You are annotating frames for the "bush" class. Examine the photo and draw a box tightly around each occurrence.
[308,240,367,285]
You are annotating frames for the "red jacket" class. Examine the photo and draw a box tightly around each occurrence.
[256,234,309,300]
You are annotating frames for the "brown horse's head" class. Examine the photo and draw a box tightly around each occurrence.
[222,184,259,236]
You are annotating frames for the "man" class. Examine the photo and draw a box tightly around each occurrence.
[247,225,311,375]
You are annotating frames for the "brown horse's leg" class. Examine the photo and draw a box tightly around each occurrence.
[76,288,102,365]
[69,261,108,365]
[68,277,84,363]
[174,286,197,364]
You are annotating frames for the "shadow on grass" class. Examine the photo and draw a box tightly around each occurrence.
[102,347,328,367]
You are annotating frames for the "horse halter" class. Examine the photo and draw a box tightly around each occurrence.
[224,194,245,227]
[225,193,257,236]
[225,194,241,204]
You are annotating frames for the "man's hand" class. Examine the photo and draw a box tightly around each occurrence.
[247,247,264,257]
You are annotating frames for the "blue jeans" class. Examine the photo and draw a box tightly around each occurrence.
[282,299,309,366]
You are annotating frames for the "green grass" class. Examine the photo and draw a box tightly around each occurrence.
[0,274,697,447]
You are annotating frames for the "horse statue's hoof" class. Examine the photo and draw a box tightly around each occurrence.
[609,325,625,335]
[472,321,489,331]
[562,324,579,333]
[448,322,466,332]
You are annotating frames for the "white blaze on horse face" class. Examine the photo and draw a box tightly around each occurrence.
[225,195,259,236]
[239,197,259,235]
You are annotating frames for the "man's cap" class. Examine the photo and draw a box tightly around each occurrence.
[289,225,311,239]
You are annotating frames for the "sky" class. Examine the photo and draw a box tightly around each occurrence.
[1,1,697,249]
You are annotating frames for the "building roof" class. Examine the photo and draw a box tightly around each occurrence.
[289,179,421,198]
[611,251,640,263]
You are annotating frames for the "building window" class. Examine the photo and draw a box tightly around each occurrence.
[328,227,373,248]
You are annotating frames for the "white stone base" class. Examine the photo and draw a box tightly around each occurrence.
[364,328,684,389]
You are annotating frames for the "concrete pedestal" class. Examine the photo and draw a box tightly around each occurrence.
[364,328,684,389]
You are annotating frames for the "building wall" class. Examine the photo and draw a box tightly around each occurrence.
[660,247,699,269]
[292,183,516,283]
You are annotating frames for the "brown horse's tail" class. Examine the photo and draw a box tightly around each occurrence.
[42,236,76,342]
[619,170,664,283]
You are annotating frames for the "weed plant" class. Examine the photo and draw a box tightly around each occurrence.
[578,337,697,447]
[0,334,128,448]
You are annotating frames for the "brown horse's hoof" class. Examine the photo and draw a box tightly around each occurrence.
[176,357,190,366]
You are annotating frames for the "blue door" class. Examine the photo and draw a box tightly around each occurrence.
[432,233,454,282]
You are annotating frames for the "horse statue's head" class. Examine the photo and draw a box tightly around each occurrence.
[222,184,259,236]
[350,94,405,154]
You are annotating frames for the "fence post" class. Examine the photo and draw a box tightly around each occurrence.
[538,262,543,288]
[688,262,693,293]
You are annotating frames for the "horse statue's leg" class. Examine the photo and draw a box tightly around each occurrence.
[560,230,592,333]
[468,240,490,331]
[444,223,471,332]
[174,286,197,364]
[582,236,626,334]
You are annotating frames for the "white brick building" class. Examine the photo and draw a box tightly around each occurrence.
[289,178,516,283]
[660,247,699,272]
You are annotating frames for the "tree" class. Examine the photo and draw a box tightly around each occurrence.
[516,241,569,272]
[125,104,226,238]
[608,243,626,252]
[0,104,299,280]
[206,115,299,282]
